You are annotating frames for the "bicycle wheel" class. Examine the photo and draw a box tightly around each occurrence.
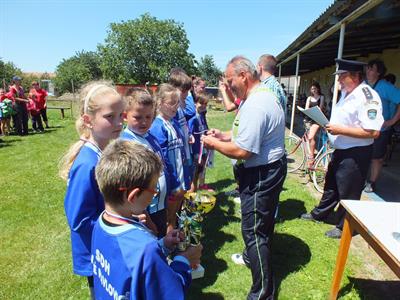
[285,135,306,173]
[312,149,334,193]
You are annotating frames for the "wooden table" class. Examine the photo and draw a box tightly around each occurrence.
[330,200,400,299]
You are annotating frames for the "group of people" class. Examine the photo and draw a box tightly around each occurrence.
[59,53,399,300]
[61,70,213,299]
[0,76,49,137]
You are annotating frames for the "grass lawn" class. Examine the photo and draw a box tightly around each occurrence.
[0,108,369,299]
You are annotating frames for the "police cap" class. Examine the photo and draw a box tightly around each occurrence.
[333,58,366,75]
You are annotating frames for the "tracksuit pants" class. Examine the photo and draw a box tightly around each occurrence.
[234,155,287,300]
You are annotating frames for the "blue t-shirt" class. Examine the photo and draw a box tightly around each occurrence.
[233,85,285,168]
[64,143,104,276]
[188,112,207,157]
[183,93,196,121]
[369,79,400,131]
[91,214,191,300]
[120,128,168,213]
[150,116,185,192]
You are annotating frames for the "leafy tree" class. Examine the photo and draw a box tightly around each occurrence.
[54,51,102,94]
[196,55,222,86]
[0,58,22,89]
[98,13,197,84]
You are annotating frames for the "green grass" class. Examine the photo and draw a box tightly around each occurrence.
[0,109,368,299]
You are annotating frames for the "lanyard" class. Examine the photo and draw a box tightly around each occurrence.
[104,210,140,225]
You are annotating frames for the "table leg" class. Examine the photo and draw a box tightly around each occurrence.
[329,215,353,300]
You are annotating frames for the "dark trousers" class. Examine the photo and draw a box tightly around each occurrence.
[13,103,29,135]
[311,145,372,229]
[32,113,44,131]
[234,155,287,300]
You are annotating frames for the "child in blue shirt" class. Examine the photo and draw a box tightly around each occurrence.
[188,93,214,192]
[150,84,186,233]
[92,139,202,300]
[169,69,195,191]
[60,81,126,298]
[121,87,169,237]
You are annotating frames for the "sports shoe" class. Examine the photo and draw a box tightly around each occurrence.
[325,227,342,239]
[233,197,241,204]
[300,213,316,221]
[225,189,240,197]
[364,181,375,193]
[231,253,246,266]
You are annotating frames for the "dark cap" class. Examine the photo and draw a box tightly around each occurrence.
[333,58,366,75]
[12,75,22,81]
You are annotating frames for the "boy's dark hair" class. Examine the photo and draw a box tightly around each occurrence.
[384,73,396,85]
[96,139,162,206]
[168,68,192,91]
[368,59,387,79]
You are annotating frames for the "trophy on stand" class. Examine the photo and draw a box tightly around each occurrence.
[177,191,216,279]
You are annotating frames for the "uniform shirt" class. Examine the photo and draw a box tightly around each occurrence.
[233,85,285,168]
[120,128,168,213]
[64,143,104,276]
[328,82,384,149]
[150,116,185,192]
[188,111,207,157]
[262,75,287,113]
[183,93,196,121]
[91,214,191,300]
[368,79,400,131]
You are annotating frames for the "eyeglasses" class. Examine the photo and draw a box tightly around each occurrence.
[119,186,159,197]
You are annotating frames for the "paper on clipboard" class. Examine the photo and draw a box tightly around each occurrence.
[297,106,329,127]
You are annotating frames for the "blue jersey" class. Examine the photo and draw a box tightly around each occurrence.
[150,116,185,192]
[183,93,196,121]
[120,128,169,213]
[91,214,192,300]
[369,79,400,130]
[64,143,104,276]
[173,107,193,189]
[188,112,207,158]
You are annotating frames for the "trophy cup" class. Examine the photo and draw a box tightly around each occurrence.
[177,191,216,279]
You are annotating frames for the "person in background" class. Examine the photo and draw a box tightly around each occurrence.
[257,54,287,113]
[301,59,383,239]
[60,81,126,299]
[364,59,400,193]
[8,76,29,135]
[150,84,186,233]
[121,87,168,237]
[0,88,14,136]
[29,81,49,129]
[304,82,325,167]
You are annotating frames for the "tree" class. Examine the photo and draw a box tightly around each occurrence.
[0,58,22,89]
[54,51,102,94]
[98,13,197,84]
[196,55,222,86]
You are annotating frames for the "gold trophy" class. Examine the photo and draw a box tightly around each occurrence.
[177,191,216,279]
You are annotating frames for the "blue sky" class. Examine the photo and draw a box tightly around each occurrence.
[0,0,333,73]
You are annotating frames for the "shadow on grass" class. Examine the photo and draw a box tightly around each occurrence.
[187,193,240,299]
[0,136,22,148]
[272,233,311,298]
[211,178,236,191]
[338,277,400,299]
[278,198,307,221]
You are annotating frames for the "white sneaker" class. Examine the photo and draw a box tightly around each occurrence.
[233,197,241,204]
[231,253,246,265]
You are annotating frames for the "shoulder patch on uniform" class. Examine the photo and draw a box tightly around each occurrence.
[362,87,373,100]
[367,108,377,120]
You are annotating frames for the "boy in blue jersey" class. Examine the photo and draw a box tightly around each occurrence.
[121,87,169,237]
[168,69,195,191]
[92,139,202,300]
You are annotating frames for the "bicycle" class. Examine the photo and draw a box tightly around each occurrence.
[285,123,334,193]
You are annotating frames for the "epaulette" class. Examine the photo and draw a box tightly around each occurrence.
[362,87,373,100]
